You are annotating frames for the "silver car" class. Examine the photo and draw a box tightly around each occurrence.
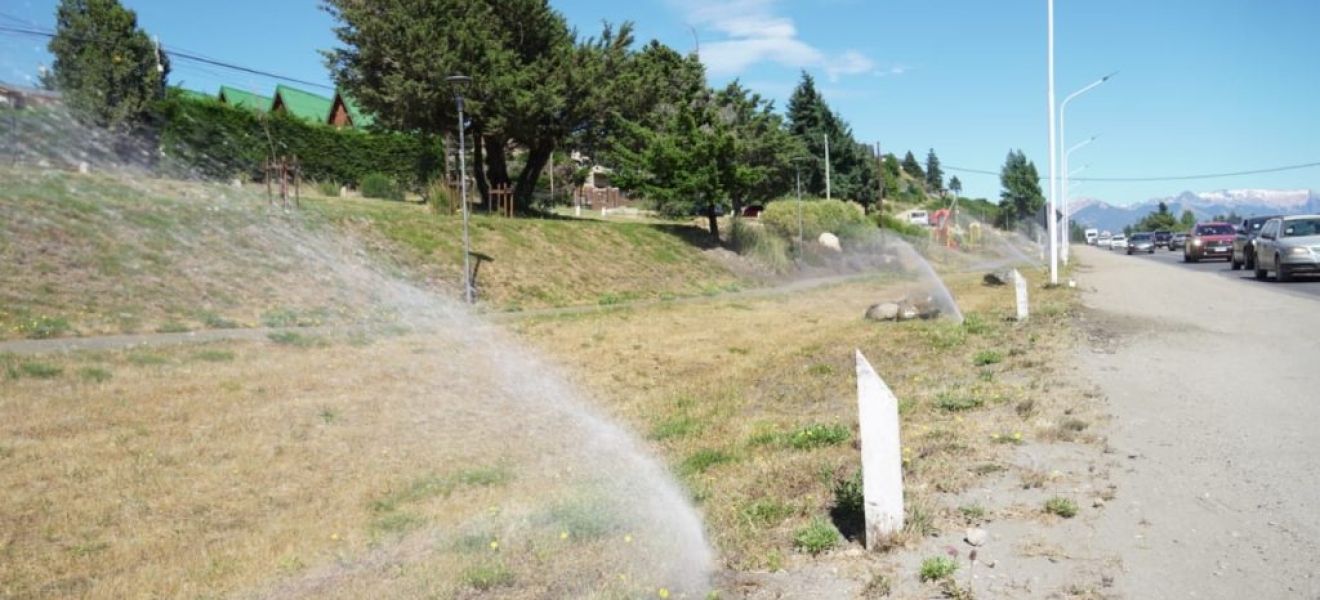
[1254,215,1320,282]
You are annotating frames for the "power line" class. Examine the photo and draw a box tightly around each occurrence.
[0,24,333,91]
[946,160,1320,183]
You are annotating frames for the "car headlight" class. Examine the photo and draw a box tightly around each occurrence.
[1287,246,1313,256]
[1192,239,1203,246]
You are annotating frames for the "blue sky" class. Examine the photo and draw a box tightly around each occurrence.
[3,0,1317,206]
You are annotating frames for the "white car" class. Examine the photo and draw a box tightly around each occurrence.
[1109,234,1128,251]
[1098,233,1113,248]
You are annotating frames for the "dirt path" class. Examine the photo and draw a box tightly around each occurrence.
[1070,245,1320,599]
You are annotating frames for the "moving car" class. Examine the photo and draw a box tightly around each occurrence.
[1253,214,1320,282]
[1169,231,1188,251]
[1183,222,1235,262]
[1109,233,1128,251]
[1098,231,1113,248]
[1127,232,1156,254]
[1085,228,1099,245]
[1231,214,1283,271]
[1153,230,1172,248]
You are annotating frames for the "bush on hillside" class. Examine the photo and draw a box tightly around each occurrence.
[360,173,404,201]
[759,198,870,244]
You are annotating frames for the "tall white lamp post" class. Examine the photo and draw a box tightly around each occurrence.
[1059,71,1115,262]
[1046,0,1059,285]
[1061,136,1097,262]
[446,74,474,304]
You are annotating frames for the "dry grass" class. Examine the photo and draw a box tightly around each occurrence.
[1,167,1098,597]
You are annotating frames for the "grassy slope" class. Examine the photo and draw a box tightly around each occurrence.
[0,167,751,341]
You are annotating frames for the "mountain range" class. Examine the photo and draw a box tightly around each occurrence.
[1069,189,1320,233]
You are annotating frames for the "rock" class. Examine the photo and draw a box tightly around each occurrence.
[865,293,941,322]
[1093,498,1106,508]
[818,232,841,252]
[865,302,902,322]
[983,270,1014,286]
[964,527,989,547]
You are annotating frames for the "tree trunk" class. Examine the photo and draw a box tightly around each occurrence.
[472,127,489,210]
[514,142,554,213]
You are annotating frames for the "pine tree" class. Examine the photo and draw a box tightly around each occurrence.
[924,148,944,192]
[48,0,169,130]
[901,151,924,180]
[949,176,962,198]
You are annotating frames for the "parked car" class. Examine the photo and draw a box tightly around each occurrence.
[1231,214,1283,271]
[1109,233,1128,251]
[1127,232,1156,254]
[1169,231,1188,251]
[1253,214,1320,282]
[1183,222,1235,262]
[1153,230,1172,248]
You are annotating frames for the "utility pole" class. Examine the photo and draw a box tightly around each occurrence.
[875,141,884,229]
[824,134,832,201]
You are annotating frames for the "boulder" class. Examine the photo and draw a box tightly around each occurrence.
[818,232,842,252]
[983,270,1015,286]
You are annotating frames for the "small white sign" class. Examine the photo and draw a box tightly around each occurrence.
[855,350,904,549]
[1013,269,1029,321]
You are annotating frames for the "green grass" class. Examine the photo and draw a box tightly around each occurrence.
[934,391,984,412]
[1045,496,1079,518]
[679,448,736,475]
[18,361,63,379]
[918,556,959,582]
[793,519,841,556]
[972,350,1003,366]
[79,366,112,382]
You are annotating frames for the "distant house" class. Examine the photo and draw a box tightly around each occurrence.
[328,91,375,129]
[0,83,62,109]
[270,84,333,125]
[217,86,270,113]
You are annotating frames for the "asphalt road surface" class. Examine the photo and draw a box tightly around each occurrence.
[1091,242,1320,299]
[1071,244,1320,599]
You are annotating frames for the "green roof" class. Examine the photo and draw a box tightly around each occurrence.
[175,87,213,102]
[341,94,376,128]
[218,86,270,113]
[272,84,333,124]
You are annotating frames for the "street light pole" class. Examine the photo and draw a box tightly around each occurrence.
[446,74,474,304]
[793,158,806,256]
[1046,0,1059,285]
[1061,135,1097,263]
[1058,71,1115,263]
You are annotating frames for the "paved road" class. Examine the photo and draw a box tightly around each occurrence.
[1071,245,1320,599]
[1090,242,1320,299]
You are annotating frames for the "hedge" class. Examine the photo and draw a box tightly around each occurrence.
[154,96,442,188]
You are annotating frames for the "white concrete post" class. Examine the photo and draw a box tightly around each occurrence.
[855,350,904,548]
[1013,268,1029,321]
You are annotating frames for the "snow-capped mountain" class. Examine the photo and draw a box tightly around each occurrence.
[1069,189,1319,233]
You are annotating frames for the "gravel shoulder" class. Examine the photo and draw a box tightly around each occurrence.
[1070,245,1320,599]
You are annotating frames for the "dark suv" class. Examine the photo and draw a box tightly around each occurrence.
[1153,230,1172,248]
[1231,214,1283,271]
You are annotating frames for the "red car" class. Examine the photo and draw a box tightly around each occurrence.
[1183,222,1236,262]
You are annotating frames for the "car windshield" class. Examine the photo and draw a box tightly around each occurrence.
[1282,219,1320,237]
[1197,225,1234,236]
[1132,234,1150,241]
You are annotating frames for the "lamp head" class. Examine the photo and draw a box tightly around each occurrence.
[445,74,473,96]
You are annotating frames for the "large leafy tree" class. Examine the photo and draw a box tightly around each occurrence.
[48,0,169,130]
[924,148,944,192]
[710,81,805,214]
[784,72,877,207]
[998,149,1044,228]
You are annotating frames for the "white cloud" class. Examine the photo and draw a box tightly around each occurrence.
[672,0,888,80]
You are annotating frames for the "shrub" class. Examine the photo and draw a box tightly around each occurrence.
[426,178,458,214]
[972,350,1003,366]
[786,423,850,450]
[315,180,341,197]
[360,172,404,201]
[729,219,791,273]
[934,391,984,412]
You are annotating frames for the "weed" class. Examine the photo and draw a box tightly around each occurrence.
[199,312,239,329]
[862,572,893,598]
[462,561,515,591]
[1045,496,1079,518]
[1015,399,1038,420]
[785,423,850,450]
[371,512,425,536]
[79,367,112,382]
[195,349,235,362]
[545,499,618,540]
[267,331,326,347]
[793,519,841,556]
[904,502,938,538]
[1061,418,1090,432]
[972,350,1003,366]
[19,361,63,379]
[651,416,703,441]
[961,312,995,335]
[991,431,1024,445]
[934,392,983,412]
[740,497,794,527]
[958,504,987,523]
[457,464,513,487]
[806,363,834,376]
[832,470,864,519]
[19,315,71,339]
[156,321,190,334]
[970,463,1004,476]
[317,407,338,424]
[918,556,958,582]
[127,353,167,366]
[680,448,735,475]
